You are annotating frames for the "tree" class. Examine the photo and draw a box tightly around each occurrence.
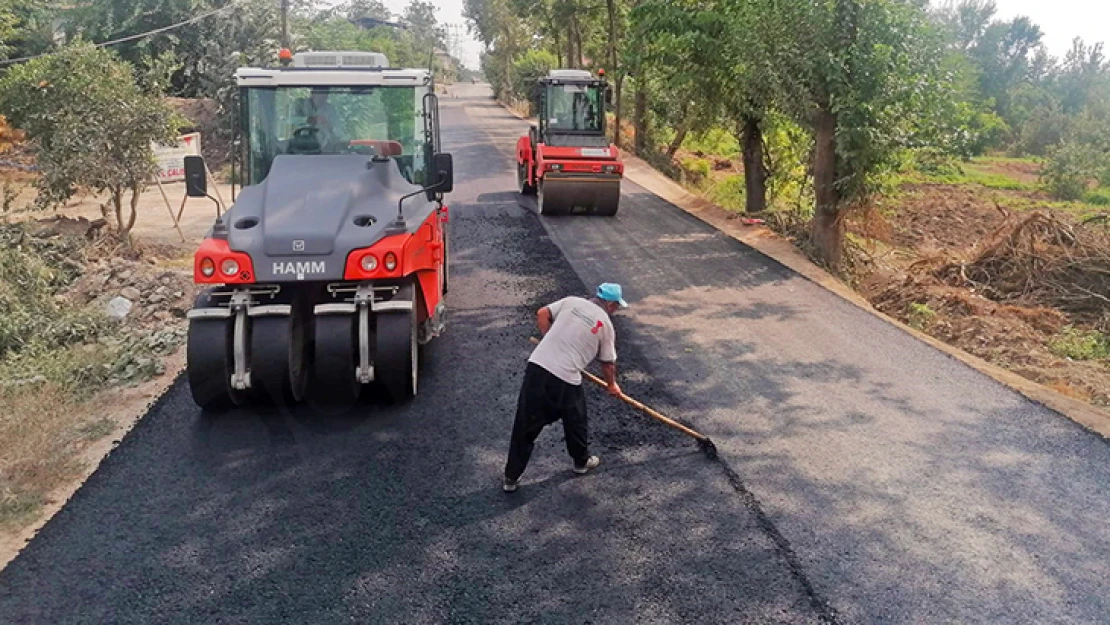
[403,0,445,52]
[0,44,177,238]
[752,0,948,270]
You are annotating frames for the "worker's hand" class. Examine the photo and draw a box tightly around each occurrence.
[607,382,622,398]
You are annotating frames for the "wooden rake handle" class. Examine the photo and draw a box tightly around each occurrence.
[528,336,710,444]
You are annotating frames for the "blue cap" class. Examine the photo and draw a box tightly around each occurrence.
[596,283,628,308]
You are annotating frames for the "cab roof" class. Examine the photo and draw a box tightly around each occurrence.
[235,51,431,87]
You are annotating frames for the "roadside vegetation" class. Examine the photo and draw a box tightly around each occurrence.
[466,0,1109,406]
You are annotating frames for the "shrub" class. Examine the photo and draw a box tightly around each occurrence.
[1041,141,1099,201]
[1049,326,1110,361]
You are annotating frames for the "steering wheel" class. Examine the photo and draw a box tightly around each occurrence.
[293,126,320,139]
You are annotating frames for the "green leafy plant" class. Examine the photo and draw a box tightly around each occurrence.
[907,302,937,331]
[1049,326,1110,361]
[1041,141,1100,201]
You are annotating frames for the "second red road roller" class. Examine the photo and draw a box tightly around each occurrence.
[516,69,623,216]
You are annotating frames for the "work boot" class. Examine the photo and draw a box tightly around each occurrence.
[503,475,519,493]
[573,456,601,475]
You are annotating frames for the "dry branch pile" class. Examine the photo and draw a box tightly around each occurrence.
[939,212,1110,323]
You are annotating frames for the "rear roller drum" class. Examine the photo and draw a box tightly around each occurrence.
[187,294,245,412]
[376,284,419,402]
[250,307,308,406]
[309,314,361,409]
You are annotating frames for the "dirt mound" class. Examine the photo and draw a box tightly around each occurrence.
[891,184,1007,250]
[854,181,1110,409]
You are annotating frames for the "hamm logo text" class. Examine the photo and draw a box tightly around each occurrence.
[273,261,326,279]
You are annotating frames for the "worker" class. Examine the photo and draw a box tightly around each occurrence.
[308,89,347,148]
[503,283,628,493]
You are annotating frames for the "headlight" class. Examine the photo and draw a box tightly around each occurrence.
[200,257,215,277]
[220,258,239,276]
[384,252,397,271]
[360,254,378,272]
[603,164,616,173]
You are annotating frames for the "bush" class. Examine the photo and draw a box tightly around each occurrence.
[1041,141,1099,201]
[1049,326,1110,361]
[706,175,746,211]
[1083,188,1110,206]
[510,49,559,106]
[907,302,936,331]
[678,157,711,187]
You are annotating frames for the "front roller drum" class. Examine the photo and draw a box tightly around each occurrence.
[309,314,361,410]
[538,175,621,216]
[250,304,309,406]
[376,283,419,402]
[187,297,245,412]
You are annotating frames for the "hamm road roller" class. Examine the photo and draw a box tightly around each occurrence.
[516,69,623,216]
[186,50,453,410]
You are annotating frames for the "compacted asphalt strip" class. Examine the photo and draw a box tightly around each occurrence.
[0,91,823,624]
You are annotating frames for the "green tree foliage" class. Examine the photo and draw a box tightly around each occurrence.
[0,43,177,237]
[510,49,558,108]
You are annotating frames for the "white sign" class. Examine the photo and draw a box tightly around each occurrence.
[153,133,202,182]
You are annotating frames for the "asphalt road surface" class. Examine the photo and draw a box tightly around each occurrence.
[2,84,1108,625]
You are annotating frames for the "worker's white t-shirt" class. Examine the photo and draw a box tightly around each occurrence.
[529,297,616,385]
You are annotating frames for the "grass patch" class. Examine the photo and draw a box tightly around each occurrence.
[918,167,1033,191]
[1049,326,1110,361]
[705,174,747,212]
[0,383,87,529]
[77,417,116,441]
[1083,187,1110,207]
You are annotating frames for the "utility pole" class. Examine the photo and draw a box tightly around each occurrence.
[281,0,289,49]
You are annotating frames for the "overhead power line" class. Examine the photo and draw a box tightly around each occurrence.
[0,1,241,67]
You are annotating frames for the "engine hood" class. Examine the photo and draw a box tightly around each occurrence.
[219,154,437,282]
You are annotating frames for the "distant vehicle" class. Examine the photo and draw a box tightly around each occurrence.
[515,69,623,216]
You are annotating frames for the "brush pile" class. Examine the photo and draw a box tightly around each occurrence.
[938,211,1110,324]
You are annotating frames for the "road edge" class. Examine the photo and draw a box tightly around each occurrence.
[0,351,187,572]
[497,98,1110,441]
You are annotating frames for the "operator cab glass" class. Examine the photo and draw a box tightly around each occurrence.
[244,85,427,186]
[545,83,604,133]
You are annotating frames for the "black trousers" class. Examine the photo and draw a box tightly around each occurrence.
[504,363,588,480]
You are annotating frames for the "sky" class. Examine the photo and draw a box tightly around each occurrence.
[381,0,483,70]
[988,0,1109,57]
[372,0,1108,72]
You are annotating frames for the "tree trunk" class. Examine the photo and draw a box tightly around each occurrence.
[606,0,618,147]
[124,183,140,235]
[741,114,768,214]
[667,116,690,158]
[112,186,124,233]
[566,25,575,68]
[810,106,843,270]
[634,79,648,153]
[573,17,584,68]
